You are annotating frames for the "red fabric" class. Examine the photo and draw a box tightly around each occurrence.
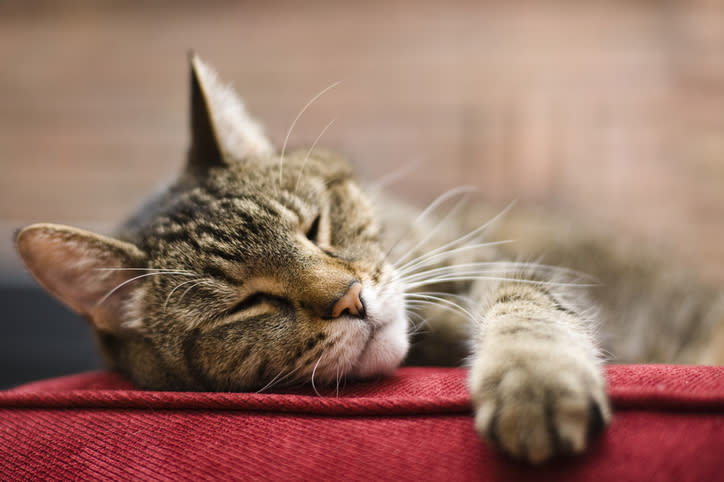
[1,365,722,481]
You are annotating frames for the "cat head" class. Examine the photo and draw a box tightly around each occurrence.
[15,55,409,391]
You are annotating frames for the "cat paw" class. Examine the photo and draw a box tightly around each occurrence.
[469,352,611,464]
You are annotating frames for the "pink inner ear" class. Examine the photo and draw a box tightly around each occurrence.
[16,225,144,331]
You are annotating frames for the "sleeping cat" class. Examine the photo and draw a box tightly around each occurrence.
[15,55,724,464]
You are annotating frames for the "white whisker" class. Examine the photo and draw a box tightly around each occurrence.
[394,200,517,270]
[392,194,474,269]
[395,242,514,277]
[294,118,336,194]
[402,268,508,286]
[96,271,194,306]
[94,267,196,274]
[405,293,477,321]
[310,353,325,397]
[406,299,473,325]
[335,364,341,398]
[367,158,424,193]
[399,262,591,285]
[279,81,342,189]
[405,310,429,336]
[385,185,478,264]
[163,277,202,312]
[177,279,213,304]
[410,290,478,305]
[404,275,594,291]
[256,365,302,393]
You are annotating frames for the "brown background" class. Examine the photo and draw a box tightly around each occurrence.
[1,0,723,282]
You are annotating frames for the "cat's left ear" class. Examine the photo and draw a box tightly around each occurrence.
[15,224,148,333]
[187,53,274,172]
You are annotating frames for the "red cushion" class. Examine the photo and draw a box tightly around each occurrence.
[1,365,722,480]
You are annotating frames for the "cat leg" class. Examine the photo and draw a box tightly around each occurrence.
[468,279,611,463]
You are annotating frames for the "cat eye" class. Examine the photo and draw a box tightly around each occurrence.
[305,215,321,244]
[225,292,291,318]
[226,292,269,316]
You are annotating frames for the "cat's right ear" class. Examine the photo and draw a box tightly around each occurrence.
[187,53,274,173]
[15,224,148,333]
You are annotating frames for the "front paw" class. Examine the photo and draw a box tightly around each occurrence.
[469,351,611,464]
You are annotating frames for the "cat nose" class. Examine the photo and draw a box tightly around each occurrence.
[331,282,365,319]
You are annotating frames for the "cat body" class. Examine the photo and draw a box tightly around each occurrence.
[15,56,724,464]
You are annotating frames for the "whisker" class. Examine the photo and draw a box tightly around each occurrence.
[366,158,424,194]
[409,290,478,305]
[401,266,515,285]
[392,193,474,269]
[335,364,341,398]
[96,271,194,306]
[399,262,593,285]
[278,81,342,189]
[395,241,514,277]
[385,185,478,264]
[404,275,595,291]
[405,293,477,321]
[94,267,196,274]
[394,200,518,271]
[405,310,429,336]
[177,279,213,305]
[294,118,336,194]
[163,277,202,312]
[406,299,477,324]
[310,353,325,397]
[256,365,302,394]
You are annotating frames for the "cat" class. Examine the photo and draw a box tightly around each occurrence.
[15,54,724,464]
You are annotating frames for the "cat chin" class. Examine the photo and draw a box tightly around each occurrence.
[351,313,409,379]
[346,278,409,378]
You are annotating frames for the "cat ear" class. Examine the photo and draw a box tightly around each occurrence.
[187,53,274,171]
[15,224,148,333]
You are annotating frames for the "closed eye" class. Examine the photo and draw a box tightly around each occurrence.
[226,292,270,316]
[226,292,291,317]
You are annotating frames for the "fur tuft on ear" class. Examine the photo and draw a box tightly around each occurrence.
[188,53,273,172]
[15,224,148,333]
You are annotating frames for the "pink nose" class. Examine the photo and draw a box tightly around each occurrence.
[331,282,365,318]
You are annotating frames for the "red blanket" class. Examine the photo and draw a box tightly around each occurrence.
[1,365,722,481]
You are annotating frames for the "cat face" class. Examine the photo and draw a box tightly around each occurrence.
[15,55,409,391]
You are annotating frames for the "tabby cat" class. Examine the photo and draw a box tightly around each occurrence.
[15,55,724,464]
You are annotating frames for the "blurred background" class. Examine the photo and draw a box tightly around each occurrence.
[1,0,723,388]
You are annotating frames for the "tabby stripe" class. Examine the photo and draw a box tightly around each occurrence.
[254,358,269,382]
[181,328,213,391]
[204,246,246,266]
[235,343,255,368]
[496,290,579,318]
[192,223,240,245]
[202,264,240,285]
[494,325,556,340]
[205,190,283,218]
[552,302,578,317]
[540,289,580,318]
[154,227,203,249]
[495,293,528,305]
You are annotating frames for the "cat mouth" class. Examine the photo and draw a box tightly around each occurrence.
[350,310,409,379]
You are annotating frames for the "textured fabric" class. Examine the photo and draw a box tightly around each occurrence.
[1,365,722,481]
